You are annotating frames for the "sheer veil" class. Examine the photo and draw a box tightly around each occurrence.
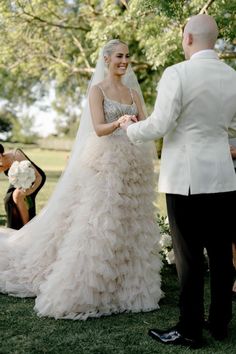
[0,45,156,295]
[10,48,149,236]
[37,48,149,223]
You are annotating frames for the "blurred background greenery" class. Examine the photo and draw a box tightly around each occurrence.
[0,0,235,147]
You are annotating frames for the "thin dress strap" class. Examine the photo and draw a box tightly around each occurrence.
[98,85,133,104]
[13,148,18,161]
[98,85,107,98]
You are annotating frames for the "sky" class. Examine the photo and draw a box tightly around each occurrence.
[28,106,57,137]
[0,83,58,139]
[0,85,83,140]
[29,84,82,137]
[29,84,58,137]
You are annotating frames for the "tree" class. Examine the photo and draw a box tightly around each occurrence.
[0,109,14,135]
[16,114,39,144]
[0,0,235,137]
[0,106,38,143]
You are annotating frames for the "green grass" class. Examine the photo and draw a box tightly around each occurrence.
[0,145,235,353]
[0,267,235,353]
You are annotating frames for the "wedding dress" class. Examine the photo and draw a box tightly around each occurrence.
[0,52,162,320]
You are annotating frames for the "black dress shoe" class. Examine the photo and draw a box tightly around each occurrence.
[148,328,203,349]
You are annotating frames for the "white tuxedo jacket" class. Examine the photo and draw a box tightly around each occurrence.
[127,50,236,195]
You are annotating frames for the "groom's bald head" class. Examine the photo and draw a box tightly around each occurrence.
[182,14,219,59]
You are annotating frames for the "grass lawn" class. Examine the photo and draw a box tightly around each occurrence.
[0,267,235,354]
[0,145,235,353]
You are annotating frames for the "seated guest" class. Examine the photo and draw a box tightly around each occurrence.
[0,144,46,229]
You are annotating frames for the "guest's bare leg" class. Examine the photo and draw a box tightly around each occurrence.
[13,189,29,225]
[233,243,236,269]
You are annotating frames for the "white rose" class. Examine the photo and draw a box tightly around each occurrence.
[20,160,31,169]
[166,249,175,264]
[164,216,169,225]
[8,160,35,190]
[8,161,19,177]
[159,233,172,248]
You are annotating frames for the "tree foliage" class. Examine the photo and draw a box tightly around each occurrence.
[0,109,14,134]
[0,0,235,137]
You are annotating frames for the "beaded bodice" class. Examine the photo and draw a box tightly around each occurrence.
[99,87,138,136]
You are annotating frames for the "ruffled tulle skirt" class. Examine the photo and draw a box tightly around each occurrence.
[0,134,162,320]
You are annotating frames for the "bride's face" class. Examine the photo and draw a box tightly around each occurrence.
[107,44,130,76]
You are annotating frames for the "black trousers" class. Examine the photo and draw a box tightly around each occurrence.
[166,191,235,340]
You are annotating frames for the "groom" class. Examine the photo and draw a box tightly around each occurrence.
[121,14,236,348]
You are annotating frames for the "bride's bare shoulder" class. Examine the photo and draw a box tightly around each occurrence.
[91,80,106,89]
[89,85,104,103]
[90,82,104,92]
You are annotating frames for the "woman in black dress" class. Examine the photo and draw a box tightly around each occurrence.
[0,144,46,229]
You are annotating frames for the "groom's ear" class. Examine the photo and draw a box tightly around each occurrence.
[186,33,193,46]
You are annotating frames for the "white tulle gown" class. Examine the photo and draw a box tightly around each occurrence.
[0,94,162,320]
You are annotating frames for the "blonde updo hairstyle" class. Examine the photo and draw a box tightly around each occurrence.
[103,39,128,62]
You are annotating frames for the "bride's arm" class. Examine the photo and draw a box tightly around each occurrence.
[89,86,121,137]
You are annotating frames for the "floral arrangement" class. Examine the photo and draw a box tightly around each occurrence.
[8,160,36,190]
[157,215,209,266]
[157,214,175,265]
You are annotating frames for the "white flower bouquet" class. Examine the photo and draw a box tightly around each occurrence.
[158,215,209,266]
[8,160,36,190]
[160,233,175,265]
[157,214,175,265]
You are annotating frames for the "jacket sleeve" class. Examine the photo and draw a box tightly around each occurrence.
[127,66,182,144]
[228,112,236,138]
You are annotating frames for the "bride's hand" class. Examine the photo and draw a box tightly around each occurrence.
[131,115,138,122]
[119,115,137,131]
[117,115,129,125]
[117,115,137,126]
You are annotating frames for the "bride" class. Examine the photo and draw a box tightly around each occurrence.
[0,39,162,320]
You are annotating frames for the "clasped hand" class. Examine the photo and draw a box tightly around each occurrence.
[118,115,138,130]
[16,188,27,197]
[230,145,236,159]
